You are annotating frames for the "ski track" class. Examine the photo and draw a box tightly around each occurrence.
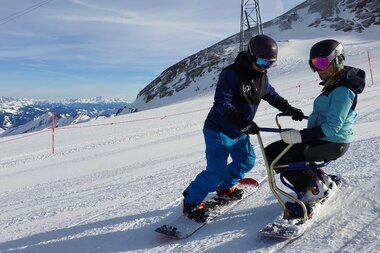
[0,151,204,238]
[1,113,379,252]
[0,118,204,172]
[0,117,209,253]
[2,127,379,252]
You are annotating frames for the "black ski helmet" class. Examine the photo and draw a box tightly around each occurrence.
[309,39,345,71]
[248,34,278,61]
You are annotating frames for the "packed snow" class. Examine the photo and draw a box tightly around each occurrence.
[1,35,380,253]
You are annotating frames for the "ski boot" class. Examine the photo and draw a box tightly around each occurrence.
[317,169,336,189]
[284,201,314,219]
[183,201,208,222]
[300,177,329,207]
[216,187,244,200]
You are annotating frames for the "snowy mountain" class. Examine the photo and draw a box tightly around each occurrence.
[125,0,380,113]
[269,0,380,33]
[0,97,129,137]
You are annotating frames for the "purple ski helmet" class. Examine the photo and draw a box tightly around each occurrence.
[247,34,278,61]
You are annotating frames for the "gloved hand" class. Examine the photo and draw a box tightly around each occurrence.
[280,129,302,144]
[285,107,305,121]
[241,121,259,135]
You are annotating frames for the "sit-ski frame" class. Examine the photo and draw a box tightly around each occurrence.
[256,113,330,221]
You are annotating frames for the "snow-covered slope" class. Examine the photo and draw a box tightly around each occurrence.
[0,33,379,252]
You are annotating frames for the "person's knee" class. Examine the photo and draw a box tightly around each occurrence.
[241,155,256,173]
[305,143,350,162]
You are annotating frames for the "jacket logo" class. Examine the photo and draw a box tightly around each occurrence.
[242,82,251,94]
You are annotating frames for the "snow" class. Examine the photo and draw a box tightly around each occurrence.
[1,31,380,253]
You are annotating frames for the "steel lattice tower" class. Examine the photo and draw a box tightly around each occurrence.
[240,0,264,51]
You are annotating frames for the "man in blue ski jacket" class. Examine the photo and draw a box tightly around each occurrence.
[182,34,305,222]
[265,39,365,211]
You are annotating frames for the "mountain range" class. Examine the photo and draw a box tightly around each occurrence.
[0,96,129,137]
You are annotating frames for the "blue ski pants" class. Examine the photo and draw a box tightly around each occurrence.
[183,128,256,204]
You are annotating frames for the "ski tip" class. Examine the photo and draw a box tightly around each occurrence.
[259,228,305,239]
[155,225,181,238]
[259,231,303,240]
[238,178,260,188]
[258,219,307,239]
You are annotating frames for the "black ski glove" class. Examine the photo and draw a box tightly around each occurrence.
[241,121,259,135]
[224,108,259,134]
[285,107,305,121]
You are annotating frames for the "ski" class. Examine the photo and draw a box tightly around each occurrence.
[155,178,260,239]
[259,175,341,239]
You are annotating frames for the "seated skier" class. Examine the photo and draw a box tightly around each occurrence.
[265,39,365,211]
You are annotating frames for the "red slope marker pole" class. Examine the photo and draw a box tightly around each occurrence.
[368,51,374,86]
[52,112,55,155]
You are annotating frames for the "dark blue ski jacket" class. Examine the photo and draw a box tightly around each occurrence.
[204,51,291,139]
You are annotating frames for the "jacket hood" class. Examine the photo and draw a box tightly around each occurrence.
[320,66,365,94]
[338,66,365,94]
[233,51,266,78]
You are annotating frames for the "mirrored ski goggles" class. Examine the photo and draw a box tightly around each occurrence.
[255,58,276,69]
[309,56,332,71]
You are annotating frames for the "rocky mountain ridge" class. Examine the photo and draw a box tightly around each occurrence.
[129,0,380,112]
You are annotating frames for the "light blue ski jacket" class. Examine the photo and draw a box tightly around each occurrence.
[303,66,365,143]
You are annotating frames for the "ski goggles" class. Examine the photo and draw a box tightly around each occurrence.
[309,43,343,71]
[255,57,276,69]
[309,56,333,71]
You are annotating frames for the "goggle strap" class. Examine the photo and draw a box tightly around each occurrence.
[325,43,344,62]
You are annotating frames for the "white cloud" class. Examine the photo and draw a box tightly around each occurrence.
[49,14,226,39]
[68,0,138,19]
[0,0,305,99]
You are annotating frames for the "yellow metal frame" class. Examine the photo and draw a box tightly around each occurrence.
[256,114,309,220]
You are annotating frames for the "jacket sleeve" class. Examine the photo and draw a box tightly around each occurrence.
[262,81,291,112]
[213,69,239,116]
[301,87,356,142]
[213,69,252,129]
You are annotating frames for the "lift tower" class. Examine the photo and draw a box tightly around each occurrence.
[240,0,264,51]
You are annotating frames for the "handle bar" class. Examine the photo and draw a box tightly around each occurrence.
[257,113,308,133]
[275,113,308,130]
[258,127,287,133]
[277,112,309,120]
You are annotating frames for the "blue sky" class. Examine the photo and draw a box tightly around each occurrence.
[0,0,304,101]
